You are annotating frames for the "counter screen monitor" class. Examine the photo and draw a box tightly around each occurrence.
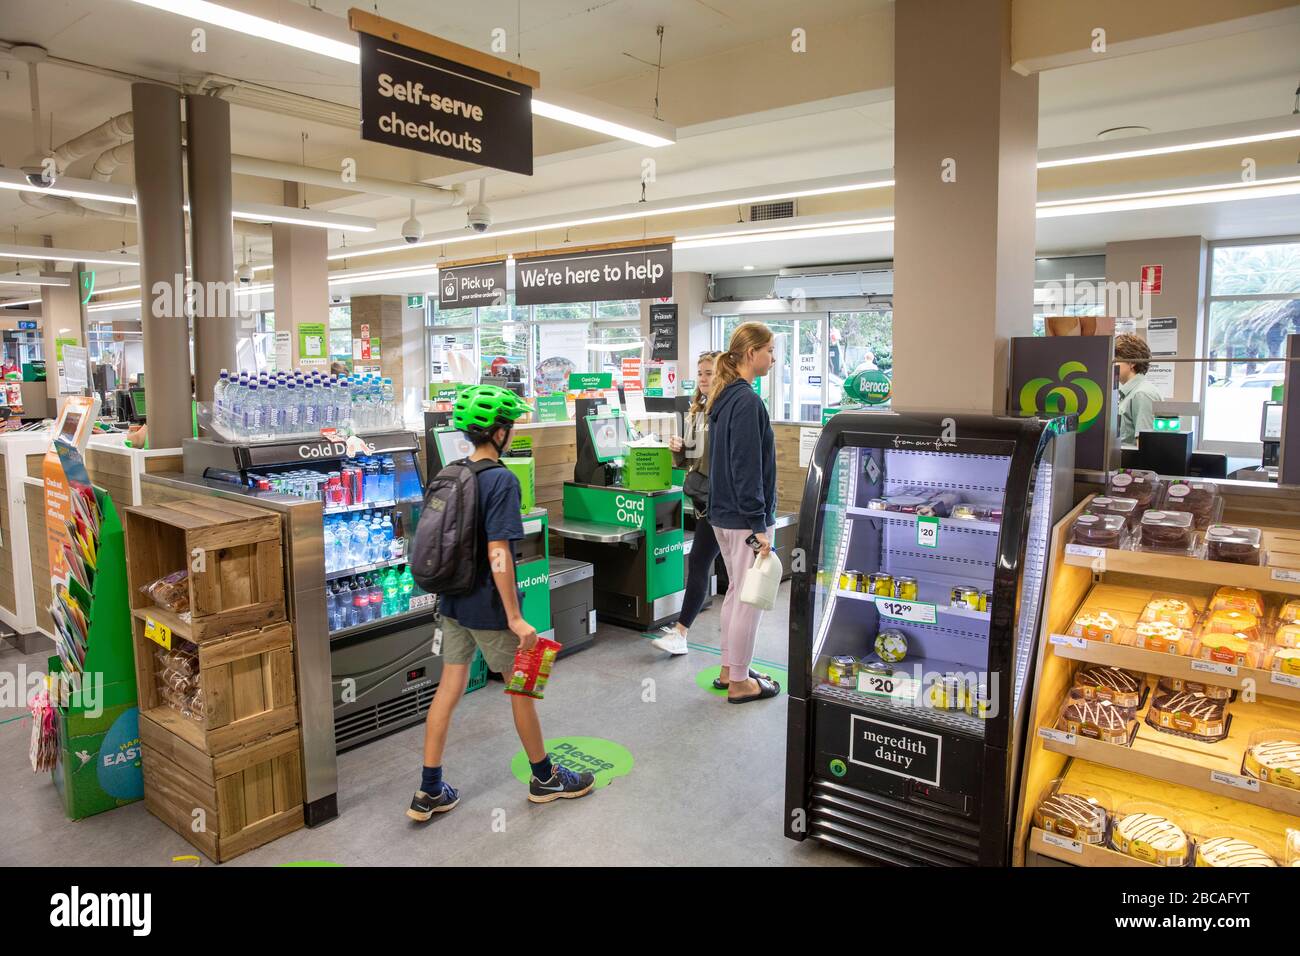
[586,413,630,463]
[433,426,475,468]
[1262,402,1283,442]
[128,387,146,423]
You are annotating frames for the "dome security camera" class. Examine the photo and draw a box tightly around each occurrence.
[400,215,424,244]
[236,262,254,285]
[466,202,492,234]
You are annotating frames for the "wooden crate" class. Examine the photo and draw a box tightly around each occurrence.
[133,621,298,755]
[140,719,304,862]
[125,497,285,640]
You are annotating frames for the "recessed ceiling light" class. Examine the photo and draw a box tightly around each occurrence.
[1095,126,1152,142]
[742,265,755,271]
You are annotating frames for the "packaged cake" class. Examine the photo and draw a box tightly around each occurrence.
[1140,596,1199,630]
[1211,586,1265,618]
[1161,480,1221,529]
[1271,647,1300,676]
[1204,608,1261,642]
[1145,689,1230,742]
[1156,675,1234,702]
[1071,513,1125,549]
[1139,510,1195,554]
[1242,730,1300,791]
[1195,826,1279,868]
[1033,780,1111,846]
[1204,525,1263,566]
[1288,829,1300,867]
[1069,609,1128,644]
[1129,620,1195,656]
[1073,665,1144,710]
[1279,599,1300,625]
[1196,632,1264,669]
[1108,470,1162,509]
[1110,803,1192,866]
[1058,696,1135,745]
[1275,624,1300,650]
[1084,495,1141,530]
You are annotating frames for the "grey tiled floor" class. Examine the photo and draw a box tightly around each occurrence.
[0,583,854,867]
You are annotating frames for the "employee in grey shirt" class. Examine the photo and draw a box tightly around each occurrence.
[1115,333,1163,444]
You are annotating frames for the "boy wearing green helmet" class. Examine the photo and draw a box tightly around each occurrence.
[409,384,597,821]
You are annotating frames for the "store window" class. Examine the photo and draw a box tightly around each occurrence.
[328,305,353,363]
[827,310,893,410]
[1203,240,1300,446]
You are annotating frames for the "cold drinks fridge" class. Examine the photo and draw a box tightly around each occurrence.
[784,411,1075,866]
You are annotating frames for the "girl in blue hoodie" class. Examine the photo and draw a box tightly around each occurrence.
[707,322,780,704]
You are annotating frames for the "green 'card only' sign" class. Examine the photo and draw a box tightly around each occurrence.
[568,372,613,391]
[536,393,570,422]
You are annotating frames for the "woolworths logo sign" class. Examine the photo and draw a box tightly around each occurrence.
[1018,360,1104,432]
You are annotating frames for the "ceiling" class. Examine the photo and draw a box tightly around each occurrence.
[1,0,1299,295]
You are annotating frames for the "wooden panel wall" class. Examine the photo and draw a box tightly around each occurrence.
[774,422,815,515]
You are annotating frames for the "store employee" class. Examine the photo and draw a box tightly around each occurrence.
[1115,333,1163,444]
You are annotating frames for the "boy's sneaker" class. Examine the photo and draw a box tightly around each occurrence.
[529,763,596,804]
[649,626,688,656]
[407,782,460,821]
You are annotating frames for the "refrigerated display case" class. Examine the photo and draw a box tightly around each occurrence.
[181,430,441,750]
[785,410,1075,866]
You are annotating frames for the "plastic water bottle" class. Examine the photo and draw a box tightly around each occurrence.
[333,517,350,571]
[350,578,367,628]
[382,568,400,617]
[370,517,386,564]
[265,381,284,436]
[323,519,337,573]
[367,574,383,621]
[320,381,336,424]
[398,565,414,613]
[337,378,352,425]
[353,514,371,565]
[214,369,231,432]
[284,382,301,436]
[381,378,396,428]
[244,382,262,439]
[380,457,395,501]
[228,380,246,441]
[301,382,317,432]
[381,513,396,561]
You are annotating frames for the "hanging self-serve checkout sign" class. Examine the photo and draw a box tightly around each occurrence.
[350,10,539,176]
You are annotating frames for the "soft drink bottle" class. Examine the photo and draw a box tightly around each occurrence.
[398,565,415,613]
[367,574,383,621]
[389,511,405,560]
[349,578,366,628]
[382,568,400,617]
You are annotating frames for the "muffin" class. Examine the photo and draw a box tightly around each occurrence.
[1204,526,1263,566]
[1140,510,1195,552]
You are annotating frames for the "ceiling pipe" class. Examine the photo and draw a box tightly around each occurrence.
[52,111,135,174]
[19,190,135,223]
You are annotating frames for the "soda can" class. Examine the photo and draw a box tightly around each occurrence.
[893,576,918,601]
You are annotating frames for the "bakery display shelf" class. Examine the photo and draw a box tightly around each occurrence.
[835,588,992,623]
[1028,827,1155,867]
[1062,531,1300,596]
[1049,636,1300,703]
[1038,692,1300,815]
[845,505,1002,535]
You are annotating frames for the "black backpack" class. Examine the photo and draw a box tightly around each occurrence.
[410,458,503,596]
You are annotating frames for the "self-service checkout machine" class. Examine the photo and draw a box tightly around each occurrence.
[425,416,595,656]
[553,401,686,630]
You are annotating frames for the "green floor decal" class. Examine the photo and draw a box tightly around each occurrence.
[694,664,789,698]
[511,736,634,789]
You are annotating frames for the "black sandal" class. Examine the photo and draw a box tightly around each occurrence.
[727,675,781,704]
[713,667,772,690]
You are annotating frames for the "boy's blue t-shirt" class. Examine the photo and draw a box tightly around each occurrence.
[439,463,525,630]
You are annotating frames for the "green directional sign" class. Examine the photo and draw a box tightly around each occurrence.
[569,372,613,391]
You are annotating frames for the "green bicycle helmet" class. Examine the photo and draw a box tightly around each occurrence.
[452,384,531,435]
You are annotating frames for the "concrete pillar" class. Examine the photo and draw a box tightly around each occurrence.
[131,83,192,447]
[891,0,1039,412]
[39,267,88,405]
[271,183,330,372]
[185,93,238,416]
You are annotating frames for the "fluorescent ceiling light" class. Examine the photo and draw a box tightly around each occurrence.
[0,272,70,287]
[124,0,359,62]
[532,90,675,148]
[0,297,41,308]
[0,168,135,205]
[328,175,895,262]
[328,265,441,287]
[587,341,643,352]
[674,217,895,250]
[230,202,376,232]
[0,244,139,267]
[1036,176,1300,218]
[1037,117,1300,169]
